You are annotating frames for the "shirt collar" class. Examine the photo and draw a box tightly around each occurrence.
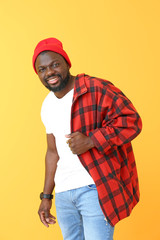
[73,73,88,101]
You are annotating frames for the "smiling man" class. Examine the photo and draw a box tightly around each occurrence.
[32,38,142,240]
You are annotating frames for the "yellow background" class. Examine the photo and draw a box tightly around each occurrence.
[0,0,159,239]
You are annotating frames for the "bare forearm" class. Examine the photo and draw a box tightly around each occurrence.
[43,151,59,194]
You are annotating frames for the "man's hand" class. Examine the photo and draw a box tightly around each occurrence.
[38,199,56,227]
[65,132,95,155]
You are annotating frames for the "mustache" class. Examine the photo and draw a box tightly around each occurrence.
[44,73,62,82]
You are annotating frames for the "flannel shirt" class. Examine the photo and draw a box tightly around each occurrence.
[71,73,142,226]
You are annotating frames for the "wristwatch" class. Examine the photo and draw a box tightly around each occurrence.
[40,192,53,200]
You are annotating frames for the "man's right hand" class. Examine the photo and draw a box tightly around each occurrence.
[38,199,56,227]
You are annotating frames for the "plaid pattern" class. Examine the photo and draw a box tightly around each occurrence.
[71,73,142,226]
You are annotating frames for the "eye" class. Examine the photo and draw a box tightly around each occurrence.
[39,68,45,73]
[52,62,60,68]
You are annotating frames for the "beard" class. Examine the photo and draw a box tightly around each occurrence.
[44,71,70,92]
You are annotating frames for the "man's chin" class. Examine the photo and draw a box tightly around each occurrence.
[47,83,61,92]
[45,83,64,92]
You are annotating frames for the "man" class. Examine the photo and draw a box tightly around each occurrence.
[32,38,142,240]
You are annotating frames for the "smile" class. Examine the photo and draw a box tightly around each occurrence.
[47,77,59,84]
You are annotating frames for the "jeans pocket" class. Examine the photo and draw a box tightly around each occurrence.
[87,184,97,190]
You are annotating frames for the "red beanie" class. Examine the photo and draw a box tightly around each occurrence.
[32,38,71,74]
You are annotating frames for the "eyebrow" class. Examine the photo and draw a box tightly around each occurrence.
[38,59,60,69]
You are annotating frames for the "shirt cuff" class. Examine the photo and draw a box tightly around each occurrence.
[89,128,111,154]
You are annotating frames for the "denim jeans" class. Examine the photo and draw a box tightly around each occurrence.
[55,184,115,240]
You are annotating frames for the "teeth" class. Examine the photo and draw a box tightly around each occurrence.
[49,78,55,80]
[48,77,59,84]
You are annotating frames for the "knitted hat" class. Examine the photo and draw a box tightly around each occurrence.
[32,37,71,74]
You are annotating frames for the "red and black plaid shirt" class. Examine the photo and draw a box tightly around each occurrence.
[71,73,142,226]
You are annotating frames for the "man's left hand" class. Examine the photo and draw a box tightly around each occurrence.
[65,132,95,155]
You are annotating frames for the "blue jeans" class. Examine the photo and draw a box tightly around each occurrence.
[55,184,114,240]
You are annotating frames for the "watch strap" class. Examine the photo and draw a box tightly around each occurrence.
[40,192,53,200]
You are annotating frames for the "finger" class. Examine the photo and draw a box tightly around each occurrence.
[44,210,50,221]
[44,211,51,224]
[49,213,56,220]
[65,132,80,138]
[46,217,56,224]
[65,133,71,138]
[70,147,77,154]
[70,132,80,137]
[67,139,73,147]
[39,211,49,227]
[66,139,71,144]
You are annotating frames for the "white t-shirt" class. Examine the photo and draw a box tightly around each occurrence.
[41,89,94,193]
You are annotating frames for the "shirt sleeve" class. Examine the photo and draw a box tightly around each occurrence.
[41,98,54,134]
[89,87,142,155]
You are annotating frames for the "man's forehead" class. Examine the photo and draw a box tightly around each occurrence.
[35,51,64,67]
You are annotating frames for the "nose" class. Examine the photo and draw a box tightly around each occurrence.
[45,66,56,78]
